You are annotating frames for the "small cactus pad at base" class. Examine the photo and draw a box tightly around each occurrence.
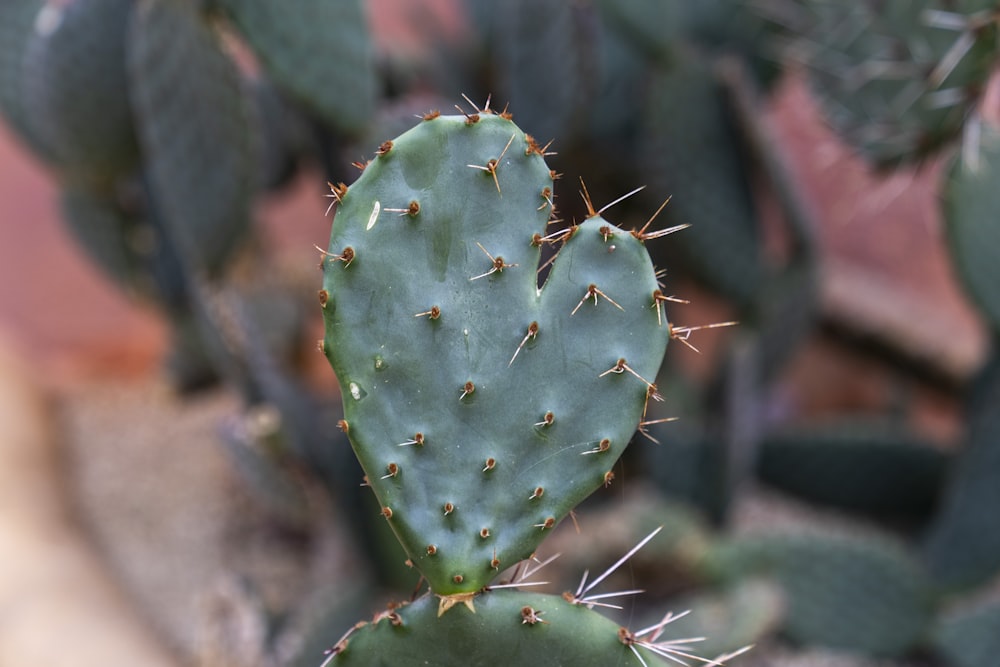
[323,589,668,666]
[321,112,669,595]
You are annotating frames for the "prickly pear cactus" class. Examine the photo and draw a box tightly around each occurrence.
[640,54,763,310]
[491,0,587,142]
[324,589,667,666]
[932,597,1000,667]
[758,419,950,517]
[320,109,670,596]
[795,0,999,167]
[942,123,1000,334]
[22,0,138,186]
[0,0,54,161]
[214,0,376,136]
[703,533,936,657]
[127,0,254,275]
[922,342,1000,590]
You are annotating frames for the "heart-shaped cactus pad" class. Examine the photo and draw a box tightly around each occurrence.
[320,111,670,595]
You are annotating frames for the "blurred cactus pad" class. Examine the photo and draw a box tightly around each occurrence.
[794,0,1000,168]
[319,108,670,596]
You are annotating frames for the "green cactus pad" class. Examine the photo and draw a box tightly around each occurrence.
[942,124,1000,333]
[796,0,998,168]
[932,597,1000,667]
[127,0,254,275]
[922,344,1000,590]
[556,493,712,588]
[323,589,669,666]
[493,0,586,142]
[216,0,375,136]
[663,578,784,659]
[0,0,55,161]
[758,419,950,517]
[59,183,144,295]
[22,0,138,186]
[592,0,685,62]
[640,55,763,310]
[703,533,936,657]
[321,112,670,595]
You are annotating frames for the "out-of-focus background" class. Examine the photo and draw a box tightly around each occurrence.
[1,1,998,666]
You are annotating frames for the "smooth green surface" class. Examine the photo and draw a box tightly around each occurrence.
[322,113,669,594]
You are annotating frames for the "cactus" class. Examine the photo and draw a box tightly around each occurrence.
[792,0,999,168]
[127,0,254,276]
[214,0,376,137]
[320,108,670,596]
[0,0,56,161]
[307,108,753,666]
[640,52,764,311]
[58,182,147,297]
[922,341,1000,590]
[490,0,588,143]
[931,597,1000,667]
[757,418,951,518]
[663,578,785,659]
[702,533,936,657]
[21,0,138,187]
[322,589,681,666]
[942,122,1000,333]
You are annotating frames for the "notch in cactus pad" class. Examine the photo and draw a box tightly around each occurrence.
[320,109,670,595]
